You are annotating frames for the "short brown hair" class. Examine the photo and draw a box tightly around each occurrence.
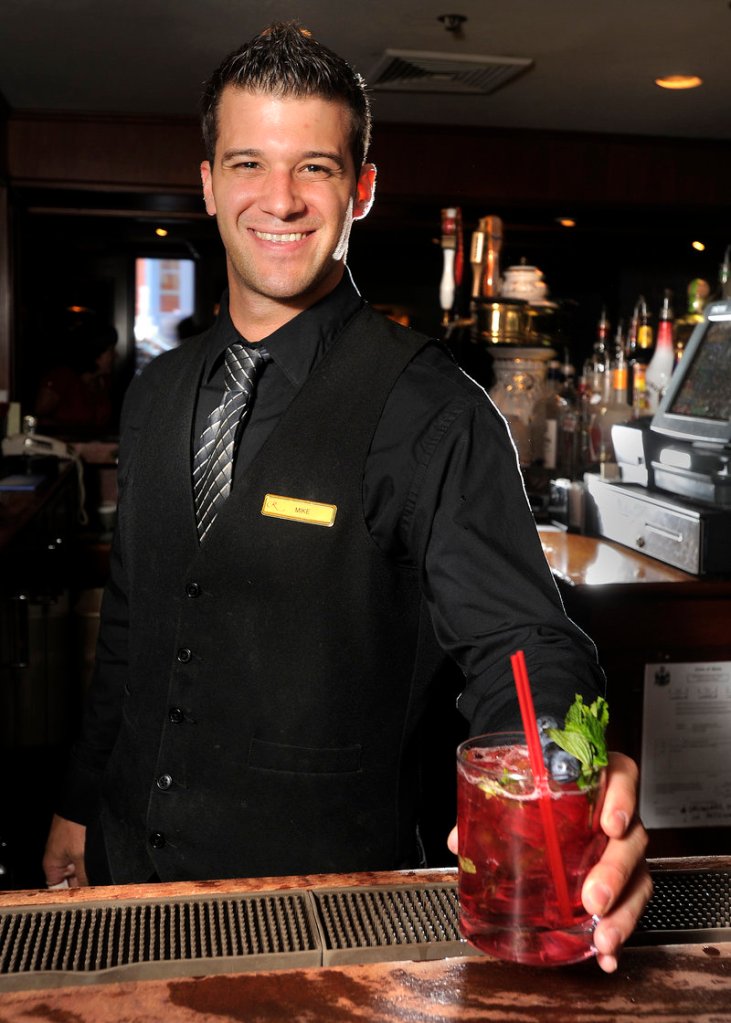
[201,22,371,170]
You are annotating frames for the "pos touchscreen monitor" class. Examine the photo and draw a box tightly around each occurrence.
[650,298,731,505]
[652,298,731,448]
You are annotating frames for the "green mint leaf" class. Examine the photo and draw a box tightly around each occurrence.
[459,855,477,874]
[547,694,609,785]
[546,730,593,766]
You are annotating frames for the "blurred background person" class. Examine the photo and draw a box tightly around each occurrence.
[34,318,118,438]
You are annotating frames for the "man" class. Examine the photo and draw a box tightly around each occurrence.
[44,22,650,972]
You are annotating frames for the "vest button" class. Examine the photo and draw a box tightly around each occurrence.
[177,647,192,663]
[156,773,173,791]
[149,831,166,849]
[186,582,201,598]
[169,707,184,724]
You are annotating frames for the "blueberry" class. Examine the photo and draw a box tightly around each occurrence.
[536,716,558,748]
[547,748,581,783]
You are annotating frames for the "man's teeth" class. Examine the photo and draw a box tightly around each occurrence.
[254,231,307,242]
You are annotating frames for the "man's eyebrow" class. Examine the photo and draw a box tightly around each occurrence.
[301,151,346,168]
[221,148,262,161]
[220,148,346,169]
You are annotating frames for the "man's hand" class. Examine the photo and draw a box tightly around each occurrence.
[42,814,89,888]
[447,751,652,973]
[580,752,652,972]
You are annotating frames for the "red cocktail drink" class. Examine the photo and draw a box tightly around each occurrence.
[457,732,607,966]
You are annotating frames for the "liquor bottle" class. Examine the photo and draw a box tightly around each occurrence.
[533,359,562,470]
[627,296,652,415]
[555,351,582,480]
[589,352,632,469]
[721,245,731,299]
[626,299,639,363]
[710,244,731,301]
[645,289,676,413]
[612,319,624,363]
[674,278,709,361]
[582,305,611,414]
[592,306,611,374]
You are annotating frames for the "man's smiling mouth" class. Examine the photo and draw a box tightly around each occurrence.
[253,230,310,243]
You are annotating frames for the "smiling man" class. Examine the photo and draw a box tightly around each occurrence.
[201,89,376,335]
[44,22,651,973]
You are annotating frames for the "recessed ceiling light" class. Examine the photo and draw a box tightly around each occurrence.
[556,217,576,228]
[155,227,169,237]
[692,240,706,252]
[655,74,703,90]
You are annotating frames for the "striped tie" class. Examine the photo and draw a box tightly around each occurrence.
[193,343,269,541]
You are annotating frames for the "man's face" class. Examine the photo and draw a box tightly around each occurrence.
[201,87,375,317]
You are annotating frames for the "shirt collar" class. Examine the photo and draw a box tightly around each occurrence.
[202,269,364,388]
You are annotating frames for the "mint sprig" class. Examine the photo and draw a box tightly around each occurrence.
[547,695,609,789]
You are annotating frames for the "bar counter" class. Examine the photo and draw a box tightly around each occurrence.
[1,864,729,1021]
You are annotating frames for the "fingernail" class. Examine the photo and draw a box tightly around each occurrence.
[613,809,630,833]
[587,881,612,916]
[596,953,618,973]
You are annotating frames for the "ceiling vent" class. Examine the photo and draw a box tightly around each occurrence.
[368,49,534,96]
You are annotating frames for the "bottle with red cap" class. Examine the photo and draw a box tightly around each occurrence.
[645,289,676,413]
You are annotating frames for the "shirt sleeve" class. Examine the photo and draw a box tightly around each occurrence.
[56,529,130,824]
[365,354,605,736]
[55,374,146,824]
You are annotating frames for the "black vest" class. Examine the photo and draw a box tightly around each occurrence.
[100,305,448,882]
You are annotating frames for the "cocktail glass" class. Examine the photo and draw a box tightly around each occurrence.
[456,731,608,966]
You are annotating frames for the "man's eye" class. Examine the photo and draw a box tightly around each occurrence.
[301,164,332,176]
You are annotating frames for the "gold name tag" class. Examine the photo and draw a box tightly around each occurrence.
[261,493,337,527]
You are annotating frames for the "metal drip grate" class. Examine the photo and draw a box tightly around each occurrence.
[1,870,730,991]
[313,885,464,964]
[0,892,321,989]
[629,870,731,946]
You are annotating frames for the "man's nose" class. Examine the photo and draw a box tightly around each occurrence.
[258,170,306,219]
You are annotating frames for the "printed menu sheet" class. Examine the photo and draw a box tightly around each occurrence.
[639,661,731,829]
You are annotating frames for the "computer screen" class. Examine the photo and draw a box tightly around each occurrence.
[667,318,731,422]
[652,299,731,447]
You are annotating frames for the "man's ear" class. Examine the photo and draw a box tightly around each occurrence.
[353,163,377,221]
[201,161,216,217]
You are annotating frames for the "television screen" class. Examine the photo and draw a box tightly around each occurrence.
[668,319,731,422]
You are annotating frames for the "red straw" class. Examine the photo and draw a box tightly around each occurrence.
[510,649,573,924]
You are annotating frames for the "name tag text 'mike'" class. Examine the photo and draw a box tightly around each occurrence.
[261,493,337,527]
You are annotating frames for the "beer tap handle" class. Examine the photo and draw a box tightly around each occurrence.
[439,208,459,323]
[480,215,503,299]
[470,228,485,303]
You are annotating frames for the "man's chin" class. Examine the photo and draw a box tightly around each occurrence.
[234,266,345,307]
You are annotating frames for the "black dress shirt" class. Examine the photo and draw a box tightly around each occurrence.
[193,270,604,734]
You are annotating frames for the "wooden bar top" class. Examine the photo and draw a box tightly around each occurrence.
[537,525,731,591]
[0,942,729,1022]
[1,864,729,1021]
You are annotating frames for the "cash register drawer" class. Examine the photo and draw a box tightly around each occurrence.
[585,476,731,575]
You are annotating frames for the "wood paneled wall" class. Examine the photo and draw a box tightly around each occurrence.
[370,124,731,209]
[7,111,731,209]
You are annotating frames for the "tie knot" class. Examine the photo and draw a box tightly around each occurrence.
[225,343,270,391]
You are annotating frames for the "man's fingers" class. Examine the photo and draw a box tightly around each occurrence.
[583,816,649,917]
[42,815,89,889]
[600,752,640,839]
[447,825,458,855]
[593,862,654,973]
